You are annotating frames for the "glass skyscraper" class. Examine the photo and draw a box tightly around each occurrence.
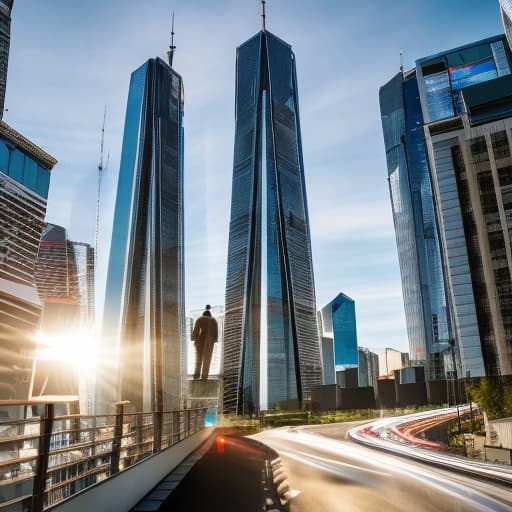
[98,55,184,413]
[380,70,452,380]
[417,35,512,377]
[0,120,56,400]
[223,28,322,414]
[320,293,358,369]
[501,0,512,49]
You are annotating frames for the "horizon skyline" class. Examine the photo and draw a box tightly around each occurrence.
[4,0,505,355]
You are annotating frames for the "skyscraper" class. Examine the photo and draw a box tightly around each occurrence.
[0,120,56,400]
[98,41,184,413]
[0,0,13,119]
[223,16,322,414]
[499,0,512,50]
[320,293,358,369]
[380,69,452,380]
[416,35,512,377]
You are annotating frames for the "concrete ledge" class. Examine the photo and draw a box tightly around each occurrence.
[49,428,213,512]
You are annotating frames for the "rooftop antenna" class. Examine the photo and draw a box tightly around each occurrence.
[95,106,107,274]
[400,49,404,73]
[168,12,176,67]
[261,0,266,31]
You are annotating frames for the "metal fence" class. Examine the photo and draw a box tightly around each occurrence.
[0,404,206,511]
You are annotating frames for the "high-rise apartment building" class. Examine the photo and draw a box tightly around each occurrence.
[319,293,358,369]
[223,23,322,414]
[417,35,512,377]
[380,69,452,380]
[0,0,12,119]
[0,120,56,399]
[98,49,185,413]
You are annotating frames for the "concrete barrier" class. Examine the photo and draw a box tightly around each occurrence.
[49,427,213,512]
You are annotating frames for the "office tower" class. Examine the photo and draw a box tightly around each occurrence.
[98,45,185,413]
[500,0,512,49]
[320,293,358,369]
[358,347,379,389]
[417,35,512,377]
[223,21,322,414]
[0,120,56,399]
[320,337,336,385]
[69,241,95,327]
[35,224,95,330]
[380,69,452,380]
[0,0,12,119]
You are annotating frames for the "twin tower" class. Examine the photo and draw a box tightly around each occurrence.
[97,23,322,415]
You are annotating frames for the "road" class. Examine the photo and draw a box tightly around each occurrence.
[162,433,281,512]
[253,423,512,512]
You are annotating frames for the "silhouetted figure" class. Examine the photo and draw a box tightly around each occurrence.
[192,305,218,380]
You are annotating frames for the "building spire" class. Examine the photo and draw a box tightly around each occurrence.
[400,49,404,74]
[168,12,176,67]
[261,0,266,31]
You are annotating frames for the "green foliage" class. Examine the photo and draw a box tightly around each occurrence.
[466,379,512,420]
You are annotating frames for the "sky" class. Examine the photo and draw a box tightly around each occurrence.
[5,0,504,354]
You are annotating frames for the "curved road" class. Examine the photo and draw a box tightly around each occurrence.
[253,423,512,512]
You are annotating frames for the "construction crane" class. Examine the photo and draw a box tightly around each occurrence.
[95,106,109,273]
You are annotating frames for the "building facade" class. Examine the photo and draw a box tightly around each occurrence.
[320,336,336,385]
[416,35,512,377]
[380,70,452,380]
[223,28,322,414]
[358,347,379,389]
[98,56,185,413]
[320,293,358,369]
[500,0,512,50]
[0,121,56,399]
[0,0,12,119]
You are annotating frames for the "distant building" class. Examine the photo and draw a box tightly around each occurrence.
[0,121,57,400]
[321,337,336,385]
[0,0,13,119]
[320,293,358,369]
[223,25,322,414]
[358,347,379,389]
[378,348,403,378]
[98,50,185,413]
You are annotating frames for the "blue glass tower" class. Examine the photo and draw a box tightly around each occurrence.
[98,49,184,413]
[223,25,322,414]
[320,293,358,369]
[380,70,452,379]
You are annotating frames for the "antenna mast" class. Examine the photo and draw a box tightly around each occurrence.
[400,49,404,73]
[95,106,107,274]
[261,0,266,31]
[168,12,176,67]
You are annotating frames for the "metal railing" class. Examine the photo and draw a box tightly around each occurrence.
[0,403,207,511]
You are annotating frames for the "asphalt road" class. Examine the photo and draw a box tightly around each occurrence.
[162,433,278,512]
[253,423,512,512]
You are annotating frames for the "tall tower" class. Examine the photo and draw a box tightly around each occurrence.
[0,0,13,119]
[223,10,322,414]
[379,70,453,380]
[97,40,185,413]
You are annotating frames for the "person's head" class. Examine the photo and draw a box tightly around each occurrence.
[203,310,212,317]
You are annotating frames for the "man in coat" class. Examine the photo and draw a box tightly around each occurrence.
[192,305,218,380]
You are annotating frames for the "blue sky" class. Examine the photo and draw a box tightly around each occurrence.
[6,0,504,353]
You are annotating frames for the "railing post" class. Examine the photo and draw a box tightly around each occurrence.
[110,402,125,476]
[32,403,54,512]
[153,410,162,453]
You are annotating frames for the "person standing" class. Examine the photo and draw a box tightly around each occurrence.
[192,305,218,380]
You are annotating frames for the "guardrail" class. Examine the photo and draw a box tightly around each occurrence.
[0,403,207,511]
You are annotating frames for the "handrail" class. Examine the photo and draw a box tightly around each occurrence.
[0,404,207,511]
